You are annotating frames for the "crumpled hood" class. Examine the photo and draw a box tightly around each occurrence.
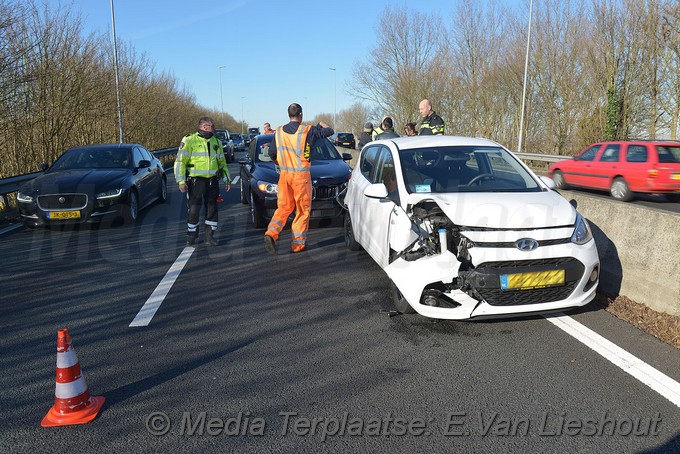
[409,191,576,228]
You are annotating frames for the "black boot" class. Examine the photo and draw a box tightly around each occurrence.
[205,228,218,246]
[186,230,198,246]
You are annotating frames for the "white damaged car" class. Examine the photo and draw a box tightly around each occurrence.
[344,136,599,319]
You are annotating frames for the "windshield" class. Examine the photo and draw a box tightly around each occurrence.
[215,131,228,140]
[398,146,541,193]
[50,147,131,171]
[254,136,342,163]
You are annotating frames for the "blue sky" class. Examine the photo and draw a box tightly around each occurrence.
[53,0,526,131]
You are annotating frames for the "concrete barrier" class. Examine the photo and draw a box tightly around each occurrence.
[337,146,679,316]
[558,190,680,316]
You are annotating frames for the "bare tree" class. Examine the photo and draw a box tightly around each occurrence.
[350,6,443,129]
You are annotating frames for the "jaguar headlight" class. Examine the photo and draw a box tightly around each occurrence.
[96,188,124,199]
[17,192,33,203]
[571,212,593,245]
[257,181,278,194]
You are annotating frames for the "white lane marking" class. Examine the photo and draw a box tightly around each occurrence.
[231,176,240,184]
[129,246,195,327]
[545,313,680,408]
[0,223,23,235]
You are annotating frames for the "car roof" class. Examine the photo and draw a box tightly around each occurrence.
[373,135,503,150]
[68,143,139,151]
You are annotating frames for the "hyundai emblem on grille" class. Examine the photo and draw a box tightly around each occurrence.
[515,238,539,251]
[58,197,66,204]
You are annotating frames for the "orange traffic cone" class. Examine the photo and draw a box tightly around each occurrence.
[41,328,105,427]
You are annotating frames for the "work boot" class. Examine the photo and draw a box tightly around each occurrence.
[205,228,218,246]
[186,231,198,247]
[264,235,276,255]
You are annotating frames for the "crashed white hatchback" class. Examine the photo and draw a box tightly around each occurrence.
[344,136,599,319]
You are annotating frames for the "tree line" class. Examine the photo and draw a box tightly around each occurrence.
[2,0,679,181]
[338,0,680,155]
[0,0,241,179]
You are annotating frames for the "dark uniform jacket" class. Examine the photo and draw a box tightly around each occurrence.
[418,112,445,135]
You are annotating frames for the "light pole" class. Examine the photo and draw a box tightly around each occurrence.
[329,67,336,127]
[218,65,226,128]
[241,96,245,134]
[109,0,124,143]
[517,0,533,153]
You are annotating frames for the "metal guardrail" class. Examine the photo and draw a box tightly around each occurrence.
[514,152,571,163]
[0,147,178,208]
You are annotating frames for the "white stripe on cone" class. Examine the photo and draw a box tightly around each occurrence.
[55,376,88,399]
[56,349,79,369]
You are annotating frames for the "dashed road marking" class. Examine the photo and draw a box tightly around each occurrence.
[129,246,195,327]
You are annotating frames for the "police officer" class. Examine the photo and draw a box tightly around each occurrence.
[418,99,445,135]
[174,117,231,246]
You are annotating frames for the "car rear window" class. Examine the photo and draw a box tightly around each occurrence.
[656,146,680,163]
[338,133,353,141]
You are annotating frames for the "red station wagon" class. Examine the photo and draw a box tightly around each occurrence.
[548,141,680,202]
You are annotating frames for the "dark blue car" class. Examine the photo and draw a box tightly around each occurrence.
[239,134,352,228]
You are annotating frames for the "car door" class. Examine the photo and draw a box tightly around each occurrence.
[565,144,602,188]
[356,146,397,267]
[347,145,379,244]
[588,143,621,190]
[132,146,154,206]
[140,146,162,199]
[622,143,651,191]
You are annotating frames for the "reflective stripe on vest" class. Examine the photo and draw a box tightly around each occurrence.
[276,124,311,172]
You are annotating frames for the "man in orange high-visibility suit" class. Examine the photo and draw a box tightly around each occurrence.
[264,103,334,254]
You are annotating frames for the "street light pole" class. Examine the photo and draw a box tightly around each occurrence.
[329,67,336,128]
[241,96,245,134]
[218,65,226,128]
[109,0,124,143]
[517,0,533,153]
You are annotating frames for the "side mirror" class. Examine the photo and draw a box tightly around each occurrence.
[364,183,388,199]
[39,163,49,171]
[238,157,249,165]
[342,153,352,161]
[138,159,151,169]
[540,176,556,189]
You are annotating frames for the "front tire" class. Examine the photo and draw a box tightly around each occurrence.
[157,176,167,204]
[123,189,139,224]
[250,193,267,229]
[610,177,633,202]
[552,170,568,189]
[343,212,362,251]
[240,177,248,204]
[390,281,415,314]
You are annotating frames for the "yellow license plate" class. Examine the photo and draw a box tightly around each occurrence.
[48,210,81,219]
[672,173,680,181]
[500,270,565,290]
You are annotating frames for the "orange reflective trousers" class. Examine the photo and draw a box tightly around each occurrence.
[264,170,312,252]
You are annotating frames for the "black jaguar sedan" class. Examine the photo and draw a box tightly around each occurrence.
[17,143,167,227]
[239,134,352,228]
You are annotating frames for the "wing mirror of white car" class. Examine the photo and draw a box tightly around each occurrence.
[364,183,389,199]
[540,175,556,189]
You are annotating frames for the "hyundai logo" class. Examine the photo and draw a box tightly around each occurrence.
[58,197,66,204]
[515,238,539,251]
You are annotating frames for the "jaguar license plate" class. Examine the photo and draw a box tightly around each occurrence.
[500,270,565,290]
[671,173,680,181]
[48,210,81,219]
